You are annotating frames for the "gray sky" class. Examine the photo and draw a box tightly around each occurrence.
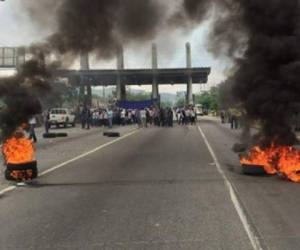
[0,0,229,94]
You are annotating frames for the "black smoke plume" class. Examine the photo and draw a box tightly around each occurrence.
[0,55,52,140]
[21,0,165,58]
[175,0,300,147]
[16,0,300,147]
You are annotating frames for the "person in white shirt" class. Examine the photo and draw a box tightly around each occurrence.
[28,116,37,143]
[140,109,147,128]
[121,109,126,125]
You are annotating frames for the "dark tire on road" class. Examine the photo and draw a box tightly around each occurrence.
[104,132,120,137]
[43,133,57,138]
[242,164,267,175]
[5,161,38,181]
[71,122,75,127]
[55,133,68,137]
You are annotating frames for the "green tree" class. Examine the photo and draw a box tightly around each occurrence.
[195,87,219,112]
[126,91,151,101]
[175,98,185,108]
[161,101,173,108]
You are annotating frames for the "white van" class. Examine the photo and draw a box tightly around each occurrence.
[49,108,76,128]
[195,104,204,116]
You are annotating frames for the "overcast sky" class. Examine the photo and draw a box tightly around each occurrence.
[0,0,230,94]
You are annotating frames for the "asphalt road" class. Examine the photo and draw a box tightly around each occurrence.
[200,118,300,250]
[1,118,300,249]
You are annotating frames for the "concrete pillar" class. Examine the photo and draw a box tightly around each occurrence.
[187,75,193,105]
[80,51,90,70]
[80,51,92,106]
[186,42,193,105]
[86,84,92,106]
[152,43,159,100]
[186,42,192,69]
[16,47,26,73]
[116,46,126,101]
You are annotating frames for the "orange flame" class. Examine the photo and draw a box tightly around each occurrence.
[240,144,300,182]
[277,147,300,183]
[2,136,35,165]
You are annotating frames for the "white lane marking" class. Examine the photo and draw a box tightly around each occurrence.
[39,129,139,177]
[198,126,263,250]
[0,129,139,196]
[0,186,16,196]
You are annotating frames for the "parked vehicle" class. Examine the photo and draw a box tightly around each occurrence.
[195,104,204,116]
[49,108,76,128]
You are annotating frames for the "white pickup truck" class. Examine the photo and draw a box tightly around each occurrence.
[49,108,76,128]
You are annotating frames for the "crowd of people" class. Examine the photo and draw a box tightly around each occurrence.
[79,106,200,129]
[175,108,197,125]
[220,108,242,130]
[23,106,201,144]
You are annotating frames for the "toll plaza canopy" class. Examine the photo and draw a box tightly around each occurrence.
[54,67,211,86]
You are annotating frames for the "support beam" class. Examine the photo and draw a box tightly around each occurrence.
[116,46,126,101]
[86,84,92,106]
[152,43,159,100]
[186,42,192,69]
[16,47,25,73]
[187,75,193,106]
[79,84,85,103]
[186,42,193,105]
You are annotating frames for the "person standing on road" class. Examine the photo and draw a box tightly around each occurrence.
[190,108,196,125]
[220,110,225,124]
[107,109,113,129]
[135,109,141,127]
[44,109,50,134]
[120,109,126,126]
[229,108,240,130]
[140,109,147,128]
[86,107,92,130]
[28,116,37,143]
[167,108,174,127]
[81,107,87,129]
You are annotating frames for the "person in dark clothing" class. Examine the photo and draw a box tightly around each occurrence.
[159,108,164,127]
[230,115,238,129]
[182,109,187,125]
[220,110,225,124]
[81,106,91,129]
[167,108,174,127]
[44,109,50,134]
[146,109,150,127]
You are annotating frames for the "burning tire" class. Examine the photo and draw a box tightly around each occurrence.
[104,132,120,137]
[242,164,267,175]
[5,161,38,181]
[43,133,56,138]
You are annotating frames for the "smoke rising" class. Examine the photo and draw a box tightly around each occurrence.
[231,1,300,146]
[4,0,300,147]
[21,0,166,58]
[175,0,300,147]
[0,56,52,140]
